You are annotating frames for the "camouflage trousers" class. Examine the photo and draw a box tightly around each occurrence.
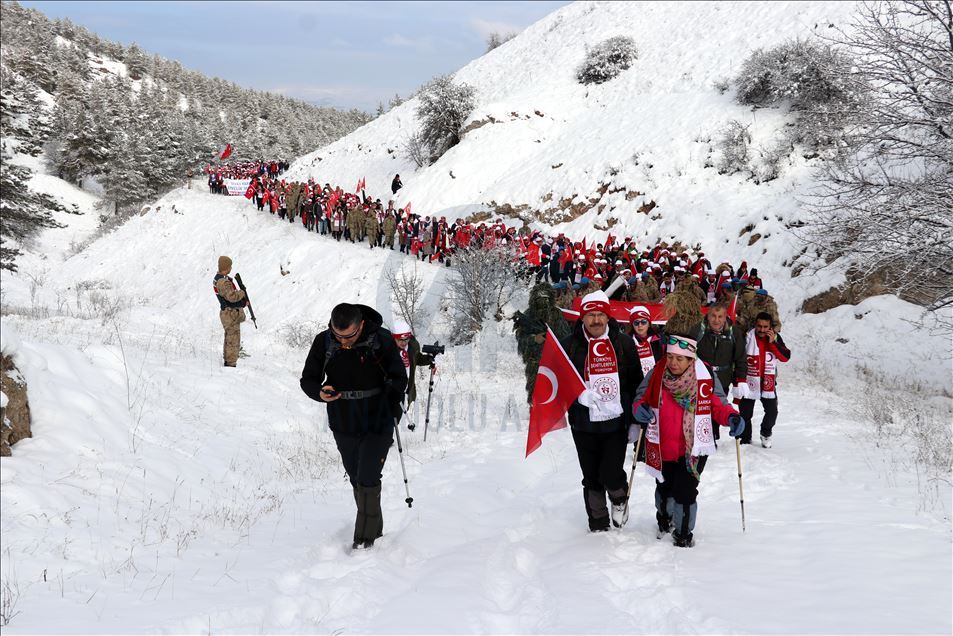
[220,309,244,365]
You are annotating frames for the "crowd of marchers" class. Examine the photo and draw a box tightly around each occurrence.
[203,163,790,549]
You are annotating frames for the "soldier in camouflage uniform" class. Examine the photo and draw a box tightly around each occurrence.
[366,211,380,249]
[213,256,247,367]
[346,203,361,242]
[286,183,301,223]
[736,287,782,333]
[513,283,573,403]
[382,213,397,249]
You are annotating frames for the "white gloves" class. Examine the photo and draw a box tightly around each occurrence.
[732,383,752,400]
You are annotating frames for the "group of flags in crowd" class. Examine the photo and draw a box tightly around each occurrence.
[211,145,725,456]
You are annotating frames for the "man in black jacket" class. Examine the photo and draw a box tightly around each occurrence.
[300,303,408,549]
[692,302,748,440]
[559,290,643,532]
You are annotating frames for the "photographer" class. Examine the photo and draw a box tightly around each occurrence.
[390,320,435,406]
[300,303,408,550]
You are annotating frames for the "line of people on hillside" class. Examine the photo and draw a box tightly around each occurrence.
[204,160,290,194]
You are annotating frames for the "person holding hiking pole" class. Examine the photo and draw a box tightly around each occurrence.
[299,303,408,550]
[632,333,745,548]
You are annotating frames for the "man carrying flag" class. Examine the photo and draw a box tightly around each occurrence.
[525,329,585,456]
[559,290,642,532]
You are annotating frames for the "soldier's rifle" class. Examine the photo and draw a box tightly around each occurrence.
[234,273,258,329]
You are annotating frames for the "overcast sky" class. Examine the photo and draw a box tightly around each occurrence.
[23,1,569,112]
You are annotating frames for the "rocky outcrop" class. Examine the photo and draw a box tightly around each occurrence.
[1,354,32,457]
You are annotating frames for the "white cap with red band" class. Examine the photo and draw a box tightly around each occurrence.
[580,290,611,317]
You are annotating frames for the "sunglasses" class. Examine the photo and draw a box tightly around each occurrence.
[331,324,362,340]
[632,319,650,326]
[666,335,696,353]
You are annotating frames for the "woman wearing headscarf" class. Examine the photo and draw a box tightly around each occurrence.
[632,334,744,547]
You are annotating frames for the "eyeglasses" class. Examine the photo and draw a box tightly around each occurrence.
[666,335,696,353]
[397,336,411,341]
[632,319,649,326]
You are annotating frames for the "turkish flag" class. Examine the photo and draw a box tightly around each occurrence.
[526,329,586,457]
[244,184,255,199]
[220,144,232,160]
[405,201,412,215]
[527,243,541,266]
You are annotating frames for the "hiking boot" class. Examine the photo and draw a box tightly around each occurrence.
[611,502,629,528]
[224,362,237,367]
[672,531,695,548]
[760,434,772,448]
[656,516,674,539]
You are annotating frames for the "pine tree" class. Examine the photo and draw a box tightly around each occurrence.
[0,148,65,271]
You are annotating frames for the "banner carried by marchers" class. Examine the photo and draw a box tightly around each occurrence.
[525,328,586,457]
[223,178,251,196]
[567,296,736,324]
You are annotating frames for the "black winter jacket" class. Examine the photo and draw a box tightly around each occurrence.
[559,319,643,434]
[300,305,408,435]
[692,318,747,392]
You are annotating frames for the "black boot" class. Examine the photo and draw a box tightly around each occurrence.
[353,484,383,549]
[583,487,610,532]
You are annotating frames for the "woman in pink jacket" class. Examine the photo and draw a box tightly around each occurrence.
[632,334,744,547]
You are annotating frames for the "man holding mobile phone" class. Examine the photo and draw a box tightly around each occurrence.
[300,302,408,550]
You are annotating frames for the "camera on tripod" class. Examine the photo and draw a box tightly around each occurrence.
[421,341,445,356]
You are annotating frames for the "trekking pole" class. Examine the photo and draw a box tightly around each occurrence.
[423,364,436,442]
[392,418,414,508]
[735,438,746,532]
[622,429,643,528]
[399,400,418,432]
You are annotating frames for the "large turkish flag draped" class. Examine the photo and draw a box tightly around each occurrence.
[526,328,586,457]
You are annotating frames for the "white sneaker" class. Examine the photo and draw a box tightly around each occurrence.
[760,434,772,448]
[611,503,629,528]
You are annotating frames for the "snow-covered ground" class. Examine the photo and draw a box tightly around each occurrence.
[2,0,951,632]
[1,187,950,634]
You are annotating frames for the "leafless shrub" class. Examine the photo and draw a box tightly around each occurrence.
[447,246,523,344]
[486,31,517,52]
[277,321,321,349]
[716,120,751,175]
[403,131,427,169]
[384,261,425,334]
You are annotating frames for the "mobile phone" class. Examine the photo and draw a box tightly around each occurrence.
[321,388,339,397]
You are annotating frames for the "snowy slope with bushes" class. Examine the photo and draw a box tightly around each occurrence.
[0,185,950,634]
[0,1,950,633]
[287,1,861,309]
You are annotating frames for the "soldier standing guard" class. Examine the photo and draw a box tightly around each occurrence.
[214,256,247,367]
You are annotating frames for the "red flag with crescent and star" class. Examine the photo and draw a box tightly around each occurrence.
[526,328,586,457]
[219,144,232,160]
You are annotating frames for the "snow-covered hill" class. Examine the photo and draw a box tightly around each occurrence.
[0,186,951,634]
[1,1,951,633]
[286,1,861,310]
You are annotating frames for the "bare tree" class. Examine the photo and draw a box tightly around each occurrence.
[447,246,523,344]
[402,131,427,168]
[486,31,516,52]
[798,0,953,326]
[385,261,425,334]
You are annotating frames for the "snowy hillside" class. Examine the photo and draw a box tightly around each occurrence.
[0,185,951,634]
[286,1,862,310]
[1,1,951,633]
